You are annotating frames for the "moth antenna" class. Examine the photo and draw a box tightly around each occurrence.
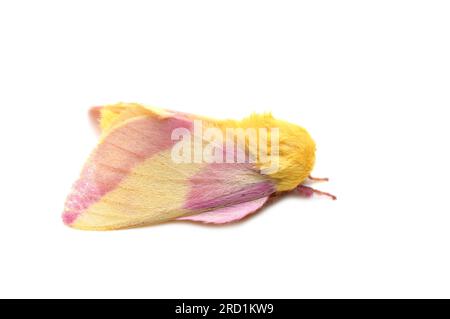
[308,175,329,182]
[297,185,337,200]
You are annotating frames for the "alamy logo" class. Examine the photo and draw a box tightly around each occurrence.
[171,120,280,174]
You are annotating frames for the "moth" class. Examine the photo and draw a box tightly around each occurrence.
[63,103,335,230]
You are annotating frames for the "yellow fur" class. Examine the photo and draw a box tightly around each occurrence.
[217,114,315,192]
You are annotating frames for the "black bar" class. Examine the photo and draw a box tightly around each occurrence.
[0,299,449,317]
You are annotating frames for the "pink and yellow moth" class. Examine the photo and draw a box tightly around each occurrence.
[63,103,335,230]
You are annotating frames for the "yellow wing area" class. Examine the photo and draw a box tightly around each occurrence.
[72,150,202,230]
[95,103,174,138]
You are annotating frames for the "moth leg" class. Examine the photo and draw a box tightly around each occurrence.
[297,185,336,200]
[308,175,329,182]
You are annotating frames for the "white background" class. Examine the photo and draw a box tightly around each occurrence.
[1,1,449,298]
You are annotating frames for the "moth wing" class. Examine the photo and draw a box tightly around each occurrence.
[63,104,275,230]
[177,196,270,224]
[89,103,175,135]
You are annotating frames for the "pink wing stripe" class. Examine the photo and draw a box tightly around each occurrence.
[63,116,191,225]
[183,163,275,210]
[177,196,269,224]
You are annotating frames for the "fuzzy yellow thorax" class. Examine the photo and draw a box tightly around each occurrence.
[217,114,316,192]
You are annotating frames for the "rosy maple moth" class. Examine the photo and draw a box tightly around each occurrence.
[63,103,335,230]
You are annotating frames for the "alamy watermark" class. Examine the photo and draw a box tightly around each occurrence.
[171,120,280,174]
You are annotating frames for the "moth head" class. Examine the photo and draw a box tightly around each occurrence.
[237,113,316,192]
[268,118,316,192]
